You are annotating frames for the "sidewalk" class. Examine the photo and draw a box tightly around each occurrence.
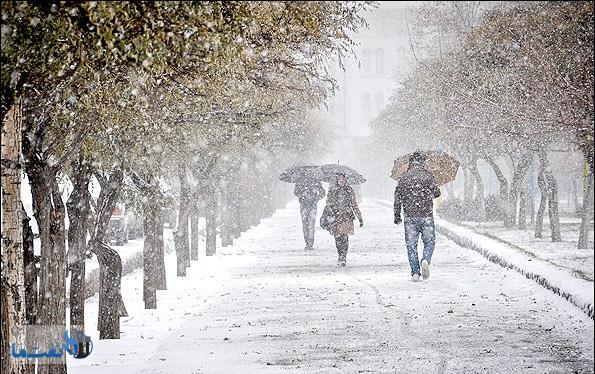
[70,200,593,373]
[375,199,594,319]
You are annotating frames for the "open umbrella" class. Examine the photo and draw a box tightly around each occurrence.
[279,165,323,184]
[320,164,366,185]
[390,151,459,186]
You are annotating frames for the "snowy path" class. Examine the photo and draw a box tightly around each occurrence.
[71,200,594,374]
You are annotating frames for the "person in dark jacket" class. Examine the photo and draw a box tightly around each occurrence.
[394,151,441,281]
[322,173,363,266]
[294,180,326,250]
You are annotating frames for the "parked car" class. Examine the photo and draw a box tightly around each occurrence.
[107,216,129,246]
[164,208,177,230]
[127,214,144,240]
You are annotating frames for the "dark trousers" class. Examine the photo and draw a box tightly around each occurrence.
[300,203,317,248]
[335,234,349,260]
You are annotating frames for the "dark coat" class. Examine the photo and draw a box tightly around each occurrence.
[294,182,325,207]
[322,184,362,236]
[394,164,441,219]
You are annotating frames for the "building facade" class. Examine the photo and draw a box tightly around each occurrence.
[324,3,414,139]
[320,2,416,194]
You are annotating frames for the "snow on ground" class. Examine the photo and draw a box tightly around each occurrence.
[456,219,594,281]
[433,219,594,319]
[69,200,594,374]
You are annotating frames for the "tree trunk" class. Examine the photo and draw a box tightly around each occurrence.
[190,207,200,259]
[22,203,37,326]
[29,171,68,374]
[66,151,91,336]
[205,185,218,256]
[142,209,158,309]
[518,190,527,230]
[535,170,547,238]
[22,204,37,374]
[1,99,27,374]
[68,228,87,329]
[90,169,127,339]
[92,240,126,339]
[130,171,168,306]
[535,150,562,242]
[469,159,485,222]
[581,138,594,179]
[20,93,70,373]
[578,170,594,249]
[528,182,536,225]
[175,166,191,276]
[571,178,579,213]
[485,156,510,226]
[240,190,251,233]
[168,209,177,231]
[220,180,233,247]
[507,154,531,227]
[545,170,562,242]
[175,213,189,276]
[154,212,167,290]
[0,277,16,374]
[463,167,474,203]
[227,178,241,241]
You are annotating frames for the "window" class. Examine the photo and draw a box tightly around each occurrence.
[375,48,384,75]
[361,48,371,74]
[374,92,385,115]
[361,93,372,122]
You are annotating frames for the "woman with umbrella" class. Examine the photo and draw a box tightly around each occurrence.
[321,171,364,266]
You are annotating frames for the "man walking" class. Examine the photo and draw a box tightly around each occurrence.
[394,151,441,282]
[295,180,326,250]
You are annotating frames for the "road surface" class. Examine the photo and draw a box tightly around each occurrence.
[71,200,594,374]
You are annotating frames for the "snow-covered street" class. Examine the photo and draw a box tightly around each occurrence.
[3,3,594,374]
[70,200,594,374]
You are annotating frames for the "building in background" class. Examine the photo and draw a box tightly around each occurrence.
[325,3,413,139]
[320,2,416,195]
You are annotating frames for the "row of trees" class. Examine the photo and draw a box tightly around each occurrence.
[1,2,371,373]
[370,2,593,247]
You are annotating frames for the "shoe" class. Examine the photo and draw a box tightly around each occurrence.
[421,259,430,280]
[411,274,421,282]
[338,258,346,267]
[304,245,313,251]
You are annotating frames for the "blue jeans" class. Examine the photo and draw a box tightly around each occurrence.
[300,203,317,248]
[404,216,435,275]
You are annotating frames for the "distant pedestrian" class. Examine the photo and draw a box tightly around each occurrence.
[321,173,363,266]
[294,181,326,250]
[394,151,441,282]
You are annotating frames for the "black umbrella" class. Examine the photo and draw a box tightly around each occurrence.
[320,164,366,184]
[279,165,323,184]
